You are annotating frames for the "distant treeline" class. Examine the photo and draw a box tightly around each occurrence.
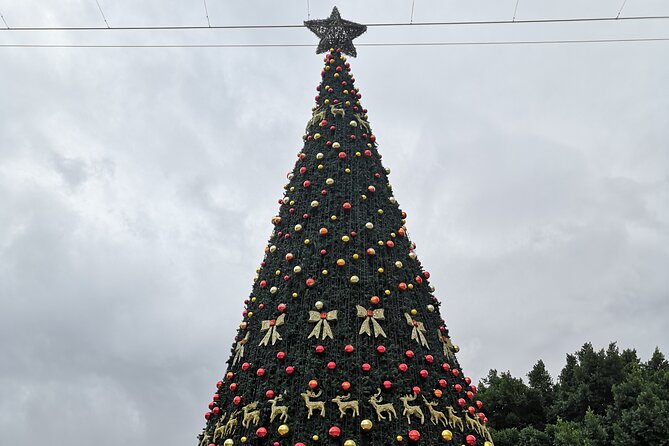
[477,342,668,446]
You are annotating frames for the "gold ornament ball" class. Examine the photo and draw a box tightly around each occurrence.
[453,344,460,352]
[360,419,373,431]
[344,440,356,446]
[240,437,247,443]
[224,439,234,446]
[277,424,290,436]
[345,168,351,173]
[312,435,320,441]
[484,442,493,446]
[396,435,404,442]
[440,430,453,441]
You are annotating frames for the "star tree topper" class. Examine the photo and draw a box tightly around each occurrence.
[304,7,367,57]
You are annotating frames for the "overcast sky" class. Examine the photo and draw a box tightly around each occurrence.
[1,1,667,445]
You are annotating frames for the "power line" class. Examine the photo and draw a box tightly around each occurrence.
[0,11,9,29]
[617,0,629,19]
[1,37,667,49]
[410,0,416,24]
[94,0,110,29]
[1,14,668,32]
[203,0,211,27]
[513,0,521,22]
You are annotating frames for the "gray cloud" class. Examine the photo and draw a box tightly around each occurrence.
[1,0,668,445]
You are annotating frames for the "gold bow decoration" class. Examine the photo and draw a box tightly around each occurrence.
[308,310,338,340]
[232,332,250,365]
[356,305,387,338]
[259,313,286,346]
[438,330,457,359]
[404,313,429,348]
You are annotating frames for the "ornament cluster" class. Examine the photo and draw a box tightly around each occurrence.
[198,48,493,446]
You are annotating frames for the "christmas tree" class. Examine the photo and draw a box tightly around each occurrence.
[198,7,493,446]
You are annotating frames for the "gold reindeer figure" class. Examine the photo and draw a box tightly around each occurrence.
[465,412,484,434]
[269,394,289,423]
[308,108,326,128]
[331,393,360,418]
[330,104,345,118]
[445,406,464,431]
[369,388,397,421]
[421,395,448,426]
[242,402,260,428]
[222,410,240,436]
[212,413,226,443]
[400,392,425,424]
[198,431,211,446]
[300,390,326,419]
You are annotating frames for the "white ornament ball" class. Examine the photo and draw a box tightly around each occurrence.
[365,222,374,229]
[315,301,324,310]
[311,200,319,208]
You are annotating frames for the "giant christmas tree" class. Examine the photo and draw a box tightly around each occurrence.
[198,8,493,446]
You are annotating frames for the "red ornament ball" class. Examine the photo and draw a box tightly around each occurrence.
[341,381,351,391]
[328,426,341,438]
[265,390,275,399]
[212,407,220,415]
[308,379,318,389]
[442,363,451,372]
[361,363,372,372]
[327,361,337,370]
[277,303,286,312]
[455,384,462,392]
[242,362,251,371]
[256,368,266,377]
[276,351,286,360]
[233,396,242,405]
[344,344,355,353]
[315,345,325,354]
[398,363,408,372]
[424,354,434,363]
[405,350,415,359]
[408,430,421,441]
[216,380,223,389]
[439,379,447,388]
[458,398,466,407]
[229,383,237,391]
[466,434,476,445]
[338,152,347,159]
[383,380,392,390]
[285,366,295,375]
[412,386,421,395]
[343,202,352,210]
[377,345,386,354]
[257,427,268,438]
[204,411,211,420]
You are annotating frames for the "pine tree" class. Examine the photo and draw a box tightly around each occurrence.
[196,7,492,446]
